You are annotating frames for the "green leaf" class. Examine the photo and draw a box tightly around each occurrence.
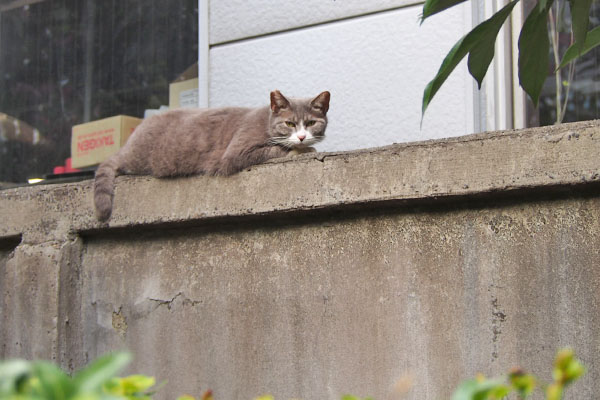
[31,361,75,400]
[451,376,510,400]
[552,348,585,386]
[546,383,562,400]
[121,375,155,394]
[73,352,132,395]
[564,360,585,384]
[468,0,520,88]
[553,348,575,376]
[421,0,468,21]
[489,385,511,398]
[558,25,600,69]
[570,0,593,54]
[104,375,156,397]
[508,370,536,398]
[518,2,552,106]
[341,395,374,400]
[422,0,518,115]
[0,359,32,396]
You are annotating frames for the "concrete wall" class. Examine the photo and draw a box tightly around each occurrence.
[2,121,600,399]
[206,1,476,151]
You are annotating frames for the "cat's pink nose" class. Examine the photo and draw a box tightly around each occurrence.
[297,133,306,141]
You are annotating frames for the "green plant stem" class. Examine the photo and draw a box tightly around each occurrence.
[561,34,575,121]
[549,7,562,123]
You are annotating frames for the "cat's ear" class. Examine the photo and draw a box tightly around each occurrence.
[270,90,290,113]
[310,91,330,114]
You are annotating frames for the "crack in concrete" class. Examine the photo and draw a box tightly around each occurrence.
[148,292,202,310]
[18,239,65,248]
[148,292,183,310]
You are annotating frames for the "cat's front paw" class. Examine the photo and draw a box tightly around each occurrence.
[288,147,316,156]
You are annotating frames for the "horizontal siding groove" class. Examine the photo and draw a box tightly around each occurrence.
[209,1,424,48]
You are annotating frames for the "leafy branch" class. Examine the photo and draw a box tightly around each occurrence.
[0,348,586,399]
[451,348,585,400]
[421,0,600,118]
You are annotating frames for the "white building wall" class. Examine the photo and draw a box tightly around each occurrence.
[209,0,423,43]
[205,1,475,152]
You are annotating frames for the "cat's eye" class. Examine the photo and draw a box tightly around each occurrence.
[285,121,296,127]
[305,120,316,127]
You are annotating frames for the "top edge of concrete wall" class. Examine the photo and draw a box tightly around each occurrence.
[1,120,600,243]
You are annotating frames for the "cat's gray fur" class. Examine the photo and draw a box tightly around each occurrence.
[94,90,330,221]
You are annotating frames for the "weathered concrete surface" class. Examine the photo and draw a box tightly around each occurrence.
[0,241,60,360]
[77,199,600,399]
[2,120,600,236]
[1,120,600,399]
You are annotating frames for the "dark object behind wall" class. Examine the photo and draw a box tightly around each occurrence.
[0,0,198,184]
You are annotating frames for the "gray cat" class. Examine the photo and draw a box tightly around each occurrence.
[94,90,330,221]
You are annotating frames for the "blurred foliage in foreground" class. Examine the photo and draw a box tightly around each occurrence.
[0,348,585,399]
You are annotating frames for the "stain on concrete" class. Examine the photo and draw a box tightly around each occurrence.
[491,296,507,362]
[111,307,127,338]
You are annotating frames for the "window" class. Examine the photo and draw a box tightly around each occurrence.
[530,0,600,126]
[0,0,197,186]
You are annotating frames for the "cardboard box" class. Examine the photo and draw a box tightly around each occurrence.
[169,63,199,109]
[169,78,199,108]
[71,115,141,168]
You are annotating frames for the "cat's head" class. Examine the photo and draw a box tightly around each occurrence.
[268,90,330,149]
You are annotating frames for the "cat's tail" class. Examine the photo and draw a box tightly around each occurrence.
[94,154,120,221]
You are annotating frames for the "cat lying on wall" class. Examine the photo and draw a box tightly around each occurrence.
[93,90,330,221]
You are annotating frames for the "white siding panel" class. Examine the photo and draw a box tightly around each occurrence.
[209,0,421,44]
[209,5,473,152]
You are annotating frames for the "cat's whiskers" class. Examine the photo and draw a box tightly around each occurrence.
[269,137,295,149]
